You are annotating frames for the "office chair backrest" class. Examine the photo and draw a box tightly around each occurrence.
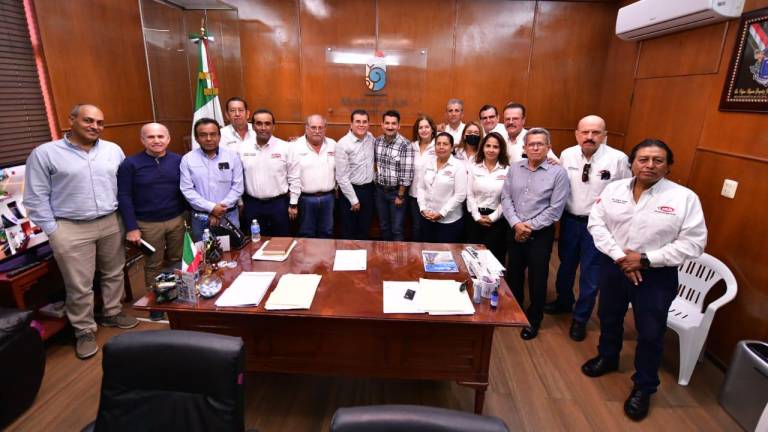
[330,404,510,432]
[93,330,245,432]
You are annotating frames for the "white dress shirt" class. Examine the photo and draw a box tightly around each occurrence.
[466,161,509,222]
[240,135,300,200]
[560,143,631,216]
[417,155,467,224]
[588,177,707,267]
[220,123,256,153]
[444,122,465,145]
[335,130,375,205]
[290,136,337,204]
[410,140,435,198]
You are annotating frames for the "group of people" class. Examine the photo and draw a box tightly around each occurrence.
[23,97,707,421]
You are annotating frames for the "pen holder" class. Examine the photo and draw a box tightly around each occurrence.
[475,277,500,299]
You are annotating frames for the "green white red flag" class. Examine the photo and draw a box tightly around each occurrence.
[190,25,224,149]
[181,231,202,273]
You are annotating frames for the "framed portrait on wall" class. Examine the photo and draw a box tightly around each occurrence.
[719,7,768,113]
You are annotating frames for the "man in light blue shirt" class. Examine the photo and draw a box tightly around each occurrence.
[24,103,139,360]
[180,117,244,241]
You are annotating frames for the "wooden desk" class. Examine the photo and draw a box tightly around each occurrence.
[0,259,67,340]
[134,238,528,413]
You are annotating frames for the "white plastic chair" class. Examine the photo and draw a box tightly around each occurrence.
[667,253,738,386]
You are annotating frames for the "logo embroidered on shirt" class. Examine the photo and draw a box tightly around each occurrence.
[655,206,676,215]
[328,152,335,156]
[496,175,506,180]
[611,198,628,204]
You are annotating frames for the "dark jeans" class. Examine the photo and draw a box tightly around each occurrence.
[506,224,555,328]
[597,254,678,393]
[408,196,423,242]
[297,193,334,238]
[242,194,291,237]
[338,183,375,240]
[554,212,602,323]
[375,185,406,241]
[421,217,464,243]
[465,208,507,266]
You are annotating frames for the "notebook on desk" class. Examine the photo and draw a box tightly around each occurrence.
[262,237,294,255]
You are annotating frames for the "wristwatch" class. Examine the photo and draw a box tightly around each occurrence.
[640,253,650,269]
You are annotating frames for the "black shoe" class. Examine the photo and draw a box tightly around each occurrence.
[149,311,166,321]
[569,320,587,341]
[624,387,651,421]
[581,355,619,377]
[520,326,539,340]
[543,301,571,315]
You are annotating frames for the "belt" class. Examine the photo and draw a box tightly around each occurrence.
[565,212,589,222]
[245,193,287,202]
[352,182,374,189]
[376,184,399,192]
[478,207,496,215]
[57,212,114,223]
[301,190,334,197]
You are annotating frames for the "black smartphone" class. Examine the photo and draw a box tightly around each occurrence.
[404,289,415,300]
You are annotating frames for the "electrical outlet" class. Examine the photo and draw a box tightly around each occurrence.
[721,179,738,199]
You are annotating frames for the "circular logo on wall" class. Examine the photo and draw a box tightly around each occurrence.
[365,53,386,92]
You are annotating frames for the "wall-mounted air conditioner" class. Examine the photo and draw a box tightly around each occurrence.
[616,0,745,41]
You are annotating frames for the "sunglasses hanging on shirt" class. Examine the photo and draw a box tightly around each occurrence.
[582,163,591,182]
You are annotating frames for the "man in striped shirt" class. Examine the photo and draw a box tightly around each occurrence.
[373,110,414,241]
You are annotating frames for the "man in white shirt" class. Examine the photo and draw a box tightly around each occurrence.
[240,109,299,236]
[479,104,507,137]
[336,109,375,239]
[503,102,558,163]
[438,98,466,144]
[545,115,631,342]
[290,114,336,238]
[220,97,255,152]
[582,139,707,421]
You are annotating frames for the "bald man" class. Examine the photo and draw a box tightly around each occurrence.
[25,104,139,359]
[545,115,631,341]
[117,122,186,319]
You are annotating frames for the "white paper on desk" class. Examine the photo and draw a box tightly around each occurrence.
[383,281,422,313]
[478,249,505,276]
[417,278,475,315]
[214,272,276,307]
[333,249,367,271]
[264,273,321,310]
[252,240,298,262]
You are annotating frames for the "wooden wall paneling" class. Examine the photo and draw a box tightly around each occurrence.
[100,124,145,156]
[452,0,535,122]
[623,75,713,185]
[596,33,638,135]
[298,0,376,125]
[745,0,768,13]
[228,0,302,124]
[376,0,455,124]
[526,1,617,132]
[33,0,153,131]
[183,9,244,116]
[686,150,768,364]
[697,18,768,160]
[162,120,193,154]
[636,22,727,79]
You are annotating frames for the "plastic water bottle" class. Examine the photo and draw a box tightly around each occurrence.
[490,288,499,310]
[250,219,261,242]
[202,228,211,243]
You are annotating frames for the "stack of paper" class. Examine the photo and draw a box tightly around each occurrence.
[382,281,422,313]
[253,239,298,261]
[417,278,475,315]
[264,273,322,310]
[333,249,367,271]
[214,272,276,307]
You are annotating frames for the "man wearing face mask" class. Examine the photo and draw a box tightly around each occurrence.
[545,115,631,341]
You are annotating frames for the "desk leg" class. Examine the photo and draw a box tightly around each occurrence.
[457,381,488,414]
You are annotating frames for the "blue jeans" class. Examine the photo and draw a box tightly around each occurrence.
[407,196,423,242]
[375,186,406,241]
[339,183,375,240]
[191,209,240,242]
[554,212,602,323]
[297,193,334,238]
[242,194,290,237]
[597,254,678,393]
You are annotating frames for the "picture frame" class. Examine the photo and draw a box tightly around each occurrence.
[719,7,768,113]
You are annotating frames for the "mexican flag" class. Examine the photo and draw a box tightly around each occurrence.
[181,231,202,273]
[190,26,224,149]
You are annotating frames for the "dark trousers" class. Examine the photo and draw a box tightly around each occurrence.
[338,183,374,240]
[407,196,423,242]
[297,193,334,238]
[242,194,290,237]
[506,224,555,328]
[554,212,602,323]
[421,217,464,244]
[597,254,678,393]
[375,186,406,241]
[465,209,507,265]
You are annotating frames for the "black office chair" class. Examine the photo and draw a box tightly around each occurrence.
[330,404,510,432]
[83,329,245,432]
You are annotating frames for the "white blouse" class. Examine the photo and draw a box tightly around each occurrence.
[417,155,467,224]
[409,140,435,198]
[466,161,509,223]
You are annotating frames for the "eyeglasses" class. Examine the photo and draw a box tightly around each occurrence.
[582,163,591,182]
[480,115,496,121]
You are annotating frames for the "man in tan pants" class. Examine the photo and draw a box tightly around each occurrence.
[24,104,139,359]
[117,123,187,320]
